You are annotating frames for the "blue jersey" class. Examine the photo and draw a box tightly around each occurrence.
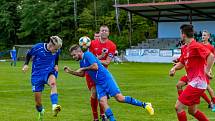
[80,51,112,85]
[27,43,60,76]
[10,49,16,60]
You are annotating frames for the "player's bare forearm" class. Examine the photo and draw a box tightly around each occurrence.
[64,66,85,77]
[100,57,112,66]
[81,63,98,71]
[174,62,184,70]
[206,53,214,71]
[206,53,214,79]
[70,70,85,77]
[169,62,184,77]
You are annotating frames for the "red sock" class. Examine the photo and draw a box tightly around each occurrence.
[201,93,211,105]
[90,97,98,120]
[99,103,105,116]
[194,110,209,121]
[177,111,187,121]
[212,97,215,104]
[178,90,183,96]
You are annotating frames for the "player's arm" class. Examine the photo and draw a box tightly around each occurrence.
[79,63,98,71]
[64,66,85,77]
[54,55,59,72]
[205,53,214,79]
[100,45,116,66]
[22,52,32,73]
[100,56,112,66]
[169,62,184,77]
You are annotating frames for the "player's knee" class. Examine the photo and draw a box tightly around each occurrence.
[50,82,56,88]
[115,95,124,103]
[175,104,181,113]
[188,108,195,115]
[91,92,97,99]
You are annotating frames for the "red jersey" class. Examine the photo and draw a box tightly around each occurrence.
[202,43,215,55]
[179,40,210,89]
[89,39,116,66]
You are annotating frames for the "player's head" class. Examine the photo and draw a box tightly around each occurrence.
[94,32,100,40]
[69,44,83,61]
[202,30,210,42]
[180,24,194,42]
[99,25,109,40]
[48,36,63,53]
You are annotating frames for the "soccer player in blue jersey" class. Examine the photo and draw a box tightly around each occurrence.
[64,44,154,121]
[22,36,62,120]
[10,46,17,66]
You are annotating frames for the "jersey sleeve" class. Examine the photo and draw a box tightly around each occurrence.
[197,44,211,59]
[84,52,97,65]
[27,43,41,56]
[107,42,116,58]
[89,40,95,54]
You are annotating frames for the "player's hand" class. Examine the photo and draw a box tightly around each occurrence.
[169,68,176,77]
[22,65,29,73]
[64,66,71,73]
[54,65,59,72]
[205,69,213,79]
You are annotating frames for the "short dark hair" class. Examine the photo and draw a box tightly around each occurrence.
[94,32,99,34]
[180,24,194,38]
[69,44,80,52]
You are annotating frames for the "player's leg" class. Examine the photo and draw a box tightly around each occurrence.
[175,100,187,121]
[35,92,45,121]
[90,86,99,121]
[86,73,100,121]
[99,96,116,121]
[114,93,154,115]
[32,77,45,120]
[188,104,209,121]
[48,74,61,116]
[200,79,212,108]
[207,85,215,111]
[14,59,16,66]
[99,101,107,121]
[96,84,116,121]
[176,76,187,96]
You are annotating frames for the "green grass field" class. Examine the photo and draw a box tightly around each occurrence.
[0,61,215,121]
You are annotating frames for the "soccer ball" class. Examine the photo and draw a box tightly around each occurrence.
[79,36,91,49]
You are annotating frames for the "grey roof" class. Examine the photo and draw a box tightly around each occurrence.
[114,0,215,22]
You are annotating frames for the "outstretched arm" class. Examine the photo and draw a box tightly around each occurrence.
[205,53,214,79]
[22,53,32,73]
[64,66,85,77]
[169,62,184,77]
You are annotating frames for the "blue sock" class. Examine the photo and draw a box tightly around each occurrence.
[50,93,58,104]
[36,105,43,112]
[124,96,144,107]
[105,108,116,121]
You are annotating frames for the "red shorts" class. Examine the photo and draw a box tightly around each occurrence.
[179,85,205,106]
[85,73,96,90]
[179,75,188,83]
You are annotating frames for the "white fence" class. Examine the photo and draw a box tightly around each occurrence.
[125,49,181,63]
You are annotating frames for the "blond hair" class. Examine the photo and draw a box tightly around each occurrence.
[50,36,63,47]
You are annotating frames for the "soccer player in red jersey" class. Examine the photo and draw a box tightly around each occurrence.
[201,30,215,111]
[85,25,116,121]
[175,43,213,109]
[170,24,214,121]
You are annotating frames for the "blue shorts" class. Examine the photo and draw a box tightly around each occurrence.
[31,71,58,92]
[96,78,121,101]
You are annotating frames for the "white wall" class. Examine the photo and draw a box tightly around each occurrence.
[158,21,215,38]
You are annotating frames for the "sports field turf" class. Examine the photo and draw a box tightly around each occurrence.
[0,61,215,121]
